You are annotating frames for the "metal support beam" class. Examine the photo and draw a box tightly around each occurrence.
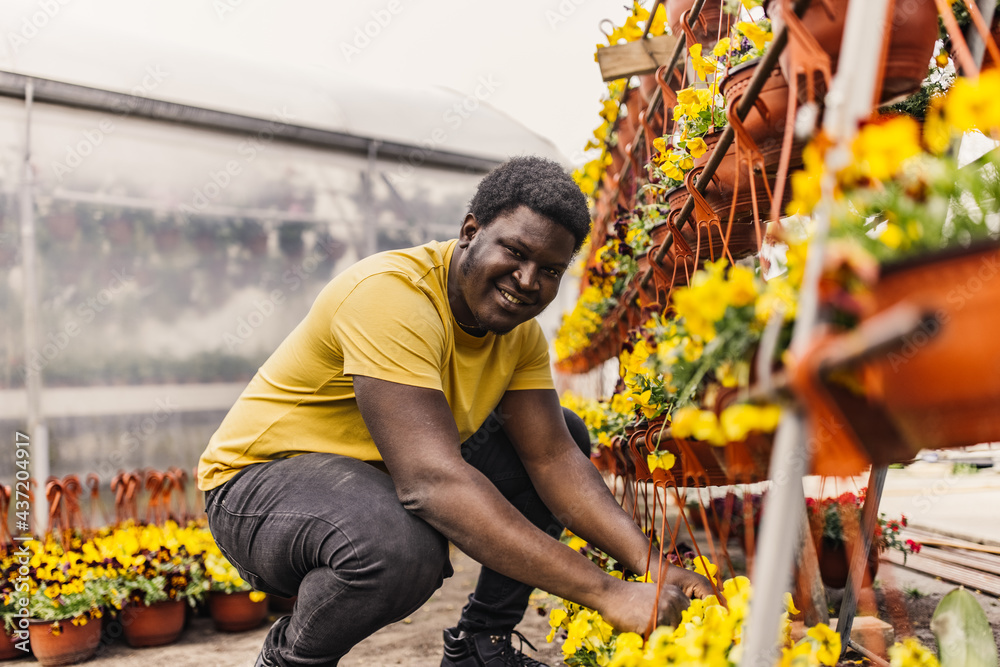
[837,465,889,657]
[0,70,501,174]
[18,78,49,533]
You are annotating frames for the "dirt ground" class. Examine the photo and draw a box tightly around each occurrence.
[8,545,998,666]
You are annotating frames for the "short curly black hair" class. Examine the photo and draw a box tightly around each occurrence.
[468,156,591,251]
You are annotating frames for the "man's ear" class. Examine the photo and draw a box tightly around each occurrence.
[458,214,480,248]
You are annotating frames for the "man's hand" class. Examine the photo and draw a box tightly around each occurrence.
[598,580,692,634]
[660,565,715,599]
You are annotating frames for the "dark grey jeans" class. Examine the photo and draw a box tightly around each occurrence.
[204,407,590,667]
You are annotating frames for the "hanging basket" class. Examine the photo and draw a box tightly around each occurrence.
[815,538,880,589]
[764,0,938,105]
[865,242,1000,451]
[666,0,733,55]
[800,242,1000,476]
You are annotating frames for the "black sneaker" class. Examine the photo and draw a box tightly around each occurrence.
[440,627,549,667]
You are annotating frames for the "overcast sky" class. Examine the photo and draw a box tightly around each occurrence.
[1,0,620,165]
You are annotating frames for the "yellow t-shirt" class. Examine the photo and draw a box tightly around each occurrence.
[197,239,554,491]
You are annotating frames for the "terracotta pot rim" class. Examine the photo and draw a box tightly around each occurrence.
[723,56,762,79]
[879,239,1000,278]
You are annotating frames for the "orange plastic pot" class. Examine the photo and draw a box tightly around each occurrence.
[865,243,1000,451]
[764,0,938,104]
[27,619,101,667]
[0,628,20,660]
[122,599,186,648]
[666,0,733,53]
[801,243,1000,476]
[815,538,880,589]
[209,592,268,632]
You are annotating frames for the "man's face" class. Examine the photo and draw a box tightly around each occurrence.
[450,206,576,335]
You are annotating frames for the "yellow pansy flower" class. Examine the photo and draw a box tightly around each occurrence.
[646,450,676,472]
[712,37,731,58]
[736,21,773,50]
[689,44,717,81]
[687,136,709,158]
[805,623,841,666]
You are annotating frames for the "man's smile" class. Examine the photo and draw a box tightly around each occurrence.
[497,285,532,307]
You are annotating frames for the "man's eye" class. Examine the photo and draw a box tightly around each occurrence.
[507,247,523,258]
[545,267,562,277]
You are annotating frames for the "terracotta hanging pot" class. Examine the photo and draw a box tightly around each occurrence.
[122,599,186,648]
[208,592,268,633]
[815,537,880,589]
[764,0,938,105]
[27,618,101,667]
[639,425,731,487]
[865,242,1000,451]
[666,0,733,54]
[799,243,1000,477]
[707,386,774,484]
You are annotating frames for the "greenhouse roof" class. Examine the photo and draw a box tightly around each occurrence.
[1,32,564,168]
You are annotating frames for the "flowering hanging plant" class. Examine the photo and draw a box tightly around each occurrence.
[790,71,1000,264]
[648,19,774,191]
[806,490,922,563]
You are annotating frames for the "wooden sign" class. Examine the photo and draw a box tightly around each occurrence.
[596,34,679,82]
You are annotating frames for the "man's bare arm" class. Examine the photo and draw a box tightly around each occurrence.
[499,388,714,599]
[353,375,691,632]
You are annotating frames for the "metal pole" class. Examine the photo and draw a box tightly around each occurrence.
[18,78,49,534]
[836,465,888,656]
[365,140,380,258]
[739,0,891,662]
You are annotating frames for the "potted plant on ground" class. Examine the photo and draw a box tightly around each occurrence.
[805,490,921,588]
[90,521,206,648]
[24,535,112,666]
[199,543,268,633]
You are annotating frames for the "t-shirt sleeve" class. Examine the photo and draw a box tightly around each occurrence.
[506,320,555,391]
[331,272,445,391]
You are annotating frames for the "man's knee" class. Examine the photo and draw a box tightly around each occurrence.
[562,407,592,457]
